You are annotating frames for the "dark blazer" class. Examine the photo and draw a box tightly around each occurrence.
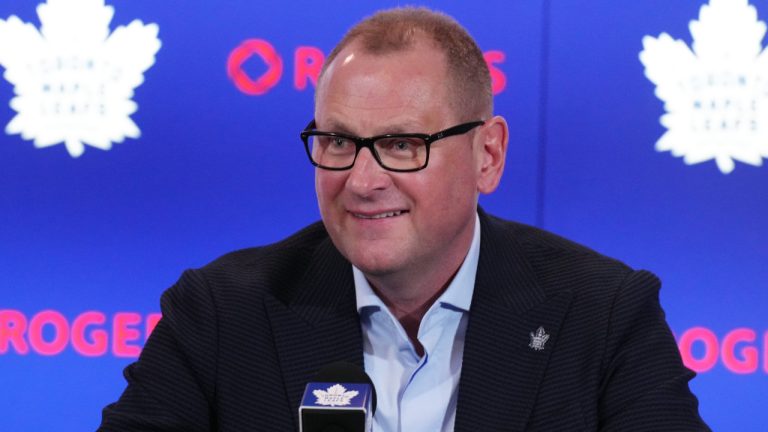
[99,211,709,431]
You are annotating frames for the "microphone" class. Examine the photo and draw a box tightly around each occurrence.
[299,361,377,432]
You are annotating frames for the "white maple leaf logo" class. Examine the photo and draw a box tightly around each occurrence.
[528,326,550,351]
[640,0,768,174]
[312,384,359,407]
[0,0,161,158]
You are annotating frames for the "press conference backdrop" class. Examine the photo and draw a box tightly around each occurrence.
[0,0,765,430]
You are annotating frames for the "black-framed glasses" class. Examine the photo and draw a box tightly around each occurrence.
[300,119,485,172]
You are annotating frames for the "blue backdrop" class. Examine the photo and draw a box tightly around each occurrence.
[1,0,765,430]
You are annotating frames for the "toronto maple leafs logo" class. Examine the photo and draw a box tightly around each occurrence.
[528,326,550,351]
[640,0,768,174]
[313,384,359,407]
[0,0,161,157]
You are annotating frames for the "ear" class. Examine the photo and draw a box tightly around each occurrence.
[475,115,509,194]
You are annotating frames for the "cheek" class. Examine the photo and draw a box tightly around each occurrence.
[315,172,346,211]
[410,165,475,216]
[435,153,480,199]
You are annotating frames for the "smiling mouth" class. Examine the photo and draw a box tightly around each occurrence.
[352,210,409,219]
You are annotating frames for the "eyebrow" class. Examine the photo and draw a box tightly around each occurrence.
[320,119,355,135]
[318,118,426,136]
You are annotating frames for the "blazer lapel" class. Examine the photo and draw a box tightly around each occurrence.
[264,238,363,428]
[454,213,574,431]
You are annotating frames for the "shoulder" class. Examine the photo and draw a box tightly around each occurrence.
[482,212,633,275]
[169,221,336,303]
[480,211,658,300]
[204,221,330,276]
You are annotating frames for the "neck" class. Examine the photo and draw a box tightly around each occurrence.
[368,270,458,357]
[367,263,460,320]
[372,281,451,357]
[364,222,474,355]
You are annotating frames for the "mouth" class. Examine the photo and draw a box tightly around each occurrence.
[350,210,409,219]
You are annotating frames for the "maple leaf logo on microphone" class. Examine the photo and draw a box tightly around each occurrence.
[312,384,359,407]
[640,0,768,174]
[0,0,161,157]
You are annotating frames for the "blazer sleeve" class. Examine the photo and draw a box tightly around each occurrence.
[98,269,218,432]
[597,270,710,431]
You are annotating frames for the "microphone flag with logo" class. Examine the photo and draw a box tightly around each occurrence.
[299,361,377,432]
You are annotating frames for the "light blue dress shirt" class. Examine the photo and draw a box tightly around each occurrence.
[353,214,480,432]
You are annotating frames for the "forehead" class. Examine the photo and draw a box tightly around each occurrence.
[315,40,455,134]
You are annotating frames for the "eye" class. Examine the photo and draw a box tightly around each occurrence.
[331,137,348,148]
[377,137,422,152]
[318,135,354,154]
[393,140,411,151]
[375,137,425,161]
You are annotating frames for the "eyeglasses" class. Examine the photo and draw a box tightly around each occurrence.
[300,119,485,172]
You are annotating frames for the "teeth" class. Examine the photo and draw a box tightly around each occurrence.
[356,210,404,219]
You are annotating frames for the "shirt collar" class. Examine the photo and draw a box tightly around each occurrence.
[354,212,481,314]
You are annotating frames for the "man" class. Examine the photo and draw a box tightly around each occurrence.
[100,7,709,431]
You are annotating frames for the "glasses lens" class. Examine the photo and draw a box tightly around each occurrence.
[308,134,356,169]
[374,136,428,170]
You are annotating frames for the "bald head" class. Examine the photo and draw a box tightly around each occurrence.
[317,7,493,120]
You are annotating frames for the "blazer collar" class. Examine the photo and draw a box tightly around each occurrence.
[454,210,574,431]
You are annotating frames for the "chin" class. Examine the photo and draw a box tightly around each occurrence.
[346,250,402,277]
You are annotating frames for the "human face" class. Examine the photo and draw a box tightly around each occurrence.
[314,40,484,284]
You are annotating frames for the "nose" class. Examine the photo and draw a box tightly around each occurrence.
[345,147,391,196]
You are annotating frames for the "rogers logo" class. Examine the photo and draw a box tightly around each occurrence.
[227,38,508,96]
[0,309,160,357]
[677,327,768,375]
